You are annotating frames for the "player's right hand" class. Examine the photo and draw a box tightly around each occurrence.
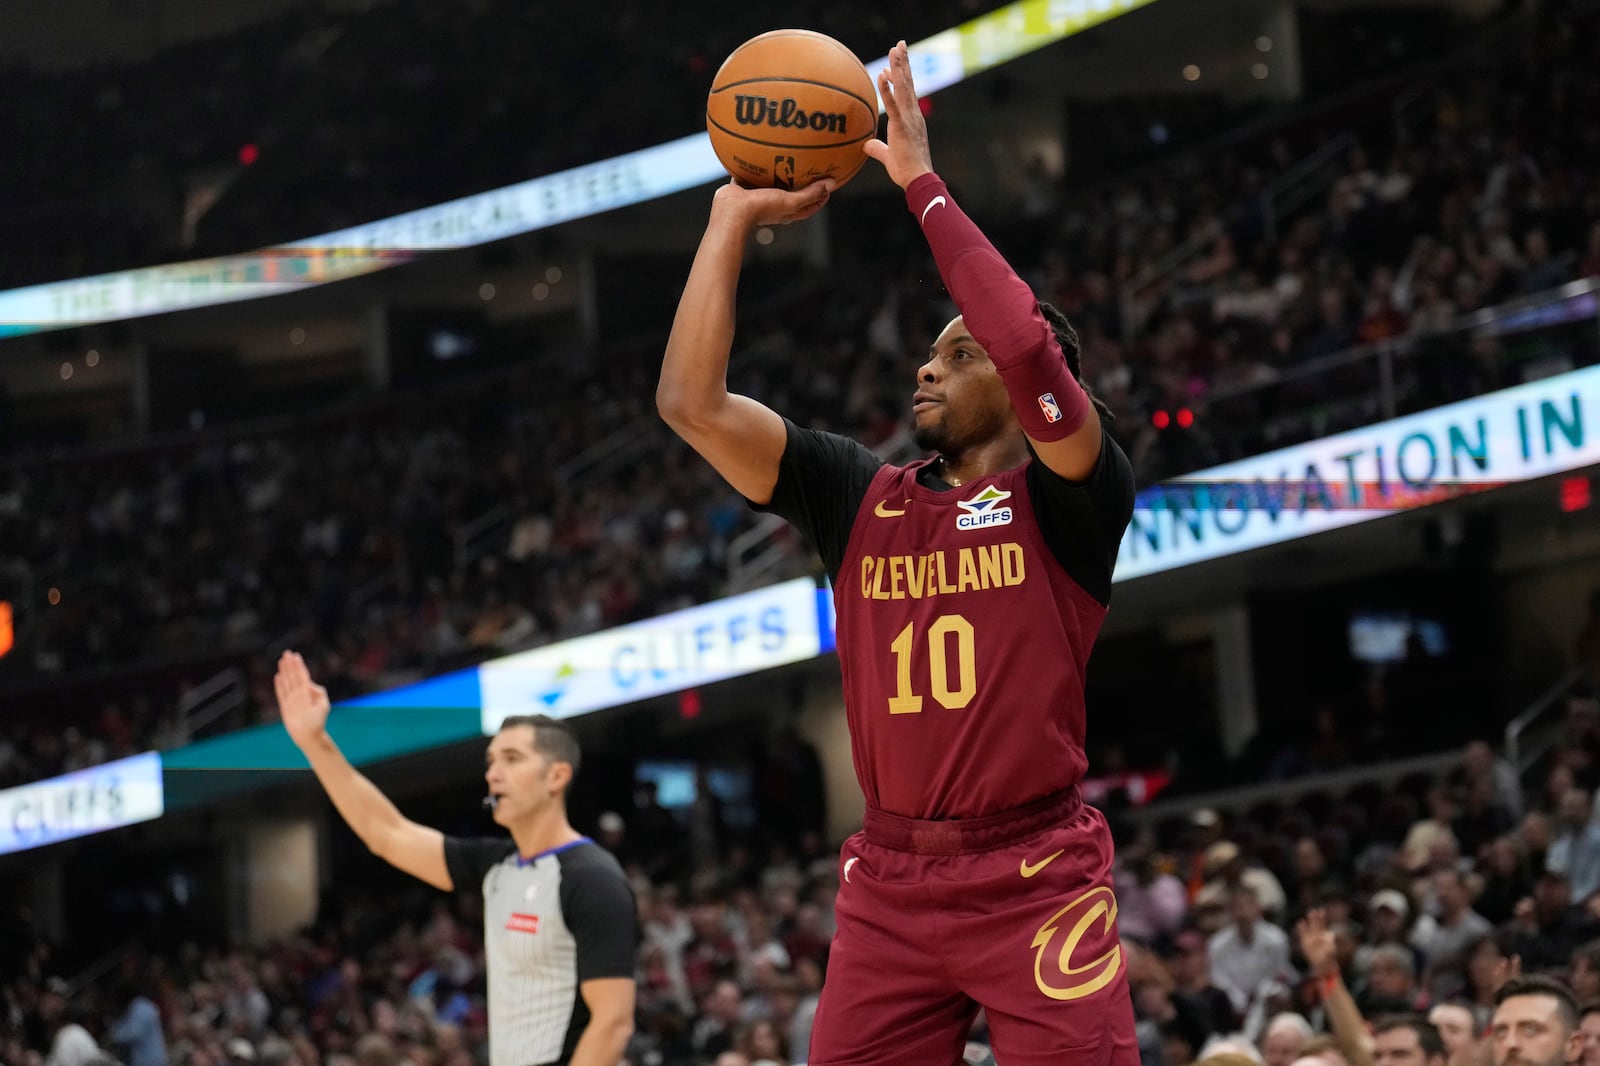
[274,649,332,747]
[862,40,934,190]
[713,177,834,227]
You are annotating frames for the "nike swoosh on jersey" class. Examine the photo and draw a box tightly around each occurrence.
[873,500,907,518]
[1020,848,1065,878]
[921,195,947,225]
[844,856,859,883]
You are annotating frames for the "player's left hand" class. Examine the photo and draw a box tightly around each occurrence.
[863,40,934,190]
[713,176,835,227]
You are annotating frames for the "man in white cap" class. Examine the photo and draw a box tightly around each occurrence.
[1197,840,1288,919]
[1358,890,1424,980]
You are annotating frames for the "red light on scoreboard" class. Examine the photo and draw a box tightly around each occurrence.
[1560,477,1592,512]
[0,601,12,659]
[678,688,702,720]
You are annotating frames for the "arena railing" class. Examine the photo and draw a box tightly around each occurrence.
[1122,749,1459,831]
[1504,665,1591,778]
[1119,132,1358,338]
[1201,276,1600,443]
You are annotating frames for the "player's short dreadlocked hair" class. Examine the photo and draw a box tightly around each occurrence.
[1039,300,1114,425]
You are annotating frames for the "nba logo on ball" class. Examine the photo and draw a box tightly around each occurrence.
[774,156,796,190]
[1038,393,1062,423]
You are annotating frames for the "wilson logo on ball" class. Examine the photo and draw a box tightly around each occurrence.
[733,95,849,134]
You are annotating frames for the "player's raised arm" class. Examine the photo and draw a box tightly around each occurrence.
[656,178,833,504]
[274,650,451,891]
[866,40,1105,482]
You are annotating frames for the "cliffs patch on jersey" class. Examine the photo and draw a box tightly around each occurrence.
[955,486,1014,530]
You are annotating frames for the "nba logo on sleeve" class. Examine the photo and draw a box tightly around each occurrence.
[1038,393,1062,423]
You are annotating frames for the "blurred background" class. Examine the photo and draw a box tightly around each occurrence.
[1,0,1599,1063]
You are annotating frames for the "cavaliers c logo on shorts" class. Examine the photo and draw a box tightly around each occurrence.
[1030,886,1121,1001]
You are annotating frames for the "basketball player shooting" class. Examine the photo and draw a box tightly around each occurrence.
[658,38,1138,1066]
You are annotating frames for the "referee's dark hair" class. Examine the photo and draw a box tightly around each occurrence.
[499,714,582,777]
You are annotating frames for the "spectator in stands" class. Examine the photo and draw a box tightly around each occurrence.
[1172,928,1241,1037]
[1573,942,1600,1004]
[1402,788,1463,875]
[258,1036,307,1066]
[1371,1016,1448,1066]
[1117,833,1190,945]
[1526,813,1558,875]
[1359,946,1423,1018]
[1357,891,1421,979]
[1547,790,1600,902]
[1211,885,1294,1016]
[1295,1035,1356,1066]
[1199,842,1289,920]
[1579,1002,1600,1066]
[692,979,745,1061]
[1262,1013,1314,1066]
[1427,1002,1482,1066]
[1289,839,1343,922]
[1462,933,1521,1029]
[1199,1036,1269,1065]
[735,1018,790,1065]
[1455,776,1517,859]
[1489,975,1583,1066]
[1410,868,1494,997]
[1477,836,1536,925]
[1507,872,1600,974]
[1459,741,1524,822]
[1556,705,1600,794]
[1187,810,1231,898]
[105,979,167,1066]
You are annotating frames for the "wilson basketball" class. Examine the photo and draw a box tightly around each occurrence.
[706,29,878,191]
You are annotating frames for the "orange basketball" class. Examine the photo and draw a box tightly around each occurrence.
[706,29,878,191]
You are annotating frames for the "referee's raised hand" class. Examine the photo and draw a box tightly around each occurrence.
[274,650,331,747]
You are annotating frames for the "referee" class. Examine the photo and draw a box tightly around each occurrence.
[274,651,636,1066]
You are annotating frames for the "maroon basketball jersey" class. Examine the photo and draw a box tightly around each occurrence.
[835,458,1106,819]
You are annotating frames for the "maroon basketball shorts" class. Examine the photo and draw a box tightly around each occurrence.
[806,789,1140,1066]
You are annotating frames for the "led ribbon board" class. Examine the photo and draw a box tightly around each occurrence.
[0,0,1159,338]
[0,751,164,855]
[1113,364,1600,582]
[478,576,825,733]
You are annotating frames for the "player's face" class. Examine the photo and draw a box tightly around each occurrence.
[485,726,566,825]
[912,316,1015,456]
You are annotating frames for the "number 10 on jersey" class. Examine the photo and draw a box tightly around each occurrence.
[889,614,976,714]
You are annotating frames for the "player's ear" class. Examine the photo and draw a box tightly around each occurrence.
[547,759,574,793]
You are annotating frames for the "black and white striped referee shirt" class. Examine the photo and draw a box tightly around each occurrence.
[444,836,636,1066]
